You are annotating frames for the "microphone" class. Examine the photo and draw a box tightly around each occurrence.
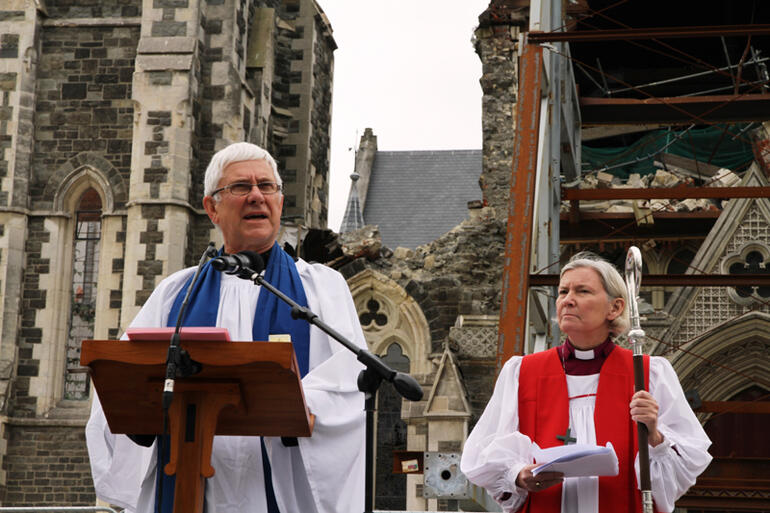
[211,250,265,276]
[392,372,424,402]
[162,242,216,410]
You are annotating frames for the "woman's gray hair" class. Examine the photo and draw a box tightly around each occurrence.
[561,251,630,336]
[203,142,282,198]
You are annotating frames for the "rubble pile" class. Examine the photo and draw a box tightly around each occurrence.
[563,159,742,215]
[339,225,383,260]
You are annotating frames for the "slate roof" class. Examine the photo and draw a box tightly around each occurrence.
[362,149,482,249]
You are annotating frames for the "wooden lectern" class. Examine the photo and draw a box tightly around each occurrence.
[81,339,313,513]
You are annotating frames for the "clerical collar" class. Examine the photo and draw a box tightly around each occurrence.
[222,247,273,263]
[557,337,615,376]
[261,247,273,264]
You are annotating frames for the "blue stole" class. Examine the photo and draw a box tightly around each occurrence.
[158,242,310,513]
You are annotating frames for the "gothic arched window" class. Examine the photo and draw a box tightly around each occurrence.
[65,188,102,400]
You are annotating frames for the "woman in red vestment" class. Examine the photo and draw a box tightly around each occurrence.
[460,252,712,513]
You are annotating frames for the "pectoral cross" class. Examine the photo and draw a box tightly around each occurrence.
[557,427,577,445]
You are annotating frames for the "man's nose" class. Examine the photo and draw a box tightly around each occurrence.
[245,184,265,201]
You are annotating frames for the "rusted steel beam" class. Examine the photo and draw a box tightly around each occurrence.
[565,211,721,219]
[529,274,770,287]
[527,24,770,43]
[497,42,543,369]
[561,236,709,244]
[562,186,770,201]
[580,94,770,125]
[695,401,770,414]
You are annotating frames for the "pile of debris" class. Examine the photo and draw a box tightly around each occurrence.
[563,152,742,214]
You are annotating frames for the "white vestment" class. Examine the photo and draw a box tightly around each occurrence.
[86,259,367,513]
[460,355,712,513]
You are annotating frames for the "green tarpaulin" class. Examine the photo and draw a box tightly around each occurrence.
[581,124,755,179]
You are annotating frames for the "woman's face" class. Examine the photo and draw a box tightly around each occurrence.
[556,266,624,349]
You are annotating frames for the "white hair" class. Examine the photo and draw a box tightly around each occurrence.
[561,251,630,336]
[203,142,282,198]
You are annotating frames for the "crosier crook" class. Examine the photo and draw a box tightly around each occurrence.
[625,246,654,513]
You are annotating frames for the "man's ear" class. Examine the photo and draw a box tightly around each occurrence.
[203,195,219,225]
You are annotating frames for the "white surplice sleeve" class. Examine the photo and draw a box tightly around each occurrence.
[460,356,534,512]
[637,357,713,512]
[85,391,156,513]
[85,268,194,513]
[265,260,366,513]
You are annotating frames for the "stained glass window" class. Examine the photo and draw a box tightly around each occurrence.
[65,188,101,400]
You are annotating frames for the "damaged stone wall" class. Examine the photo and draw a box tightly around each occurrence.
[337,204,506,510]
[473,1,528,217]
[344,207,506,356]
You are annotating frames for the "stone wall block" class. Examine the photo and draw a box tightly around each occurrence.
[0,72,17,90]
[2,423,95,506]
[151,21,187,38]
[153,0,190,9]
[0,34,19,59]
[0,11,25,22]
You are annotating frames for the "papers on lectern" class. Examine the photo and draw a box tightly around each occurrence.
[125,327,231,342]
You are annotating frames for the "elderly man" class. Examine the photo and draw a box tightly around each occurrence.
[86,142,366,513]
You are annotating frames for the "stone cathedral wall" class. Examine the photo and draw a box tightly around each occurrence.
[0,0,337,506]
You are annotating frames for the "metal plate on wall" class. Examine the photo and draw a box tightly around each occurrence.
[422,452,469,499]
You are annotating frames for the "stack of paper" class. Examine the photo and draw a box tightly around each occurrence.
[532,442,619,478]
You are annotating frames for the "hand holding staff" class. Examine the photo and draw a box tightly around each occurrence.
[625,246,654,513]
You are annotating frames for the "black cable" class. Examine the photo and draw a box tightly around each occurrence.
[155,411,168,513]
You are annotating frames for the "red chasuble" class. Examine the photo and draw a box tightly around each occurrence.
[517,346,660,513]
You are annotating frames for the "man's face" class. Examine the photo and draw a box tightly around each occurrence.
[203,159,284,254]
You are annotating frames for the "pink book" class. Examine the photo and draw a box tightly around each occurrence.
[125,327,231,342]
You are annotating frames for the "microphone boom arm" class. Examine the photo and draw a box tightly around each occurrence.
[236,254,423,512]
[247,269,423,402]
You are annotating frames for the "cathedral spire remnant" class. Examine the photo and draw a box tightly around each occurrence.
[340,172,365,233]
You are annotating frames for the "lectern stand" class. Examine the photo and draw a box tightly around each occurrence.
[81,339,312,513]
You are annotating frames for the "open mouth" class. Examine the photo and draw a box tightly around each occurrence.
[244,213,268,220]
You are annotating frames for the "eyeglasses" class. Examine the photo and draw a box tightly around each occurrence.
[212,182,281,197]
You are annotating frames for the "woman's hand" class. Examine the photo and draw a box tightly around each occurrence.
[516,464,564,492]
[630,390,664,447]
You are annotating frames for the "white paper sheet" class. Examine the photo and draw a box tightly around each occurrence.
[532,442,619,478]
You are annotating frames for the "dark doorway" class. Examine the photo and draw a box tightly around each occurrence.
[375,343,410,510]
[678,385,770,512]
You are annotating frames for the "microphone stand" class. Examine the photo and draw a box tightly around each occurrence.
[626,246,654,513]
[163,242,216,409]
[155,242,216,512]
[239,263,423,513]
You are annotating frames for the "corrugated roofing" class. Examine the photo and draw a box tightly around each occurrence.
[362,149,482,249]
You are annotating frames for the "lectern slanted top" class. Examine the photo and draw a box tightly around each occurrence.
[81,337,312,513]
